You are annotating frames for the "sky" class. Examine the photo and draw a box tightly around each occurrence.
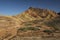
[0,0,60,16]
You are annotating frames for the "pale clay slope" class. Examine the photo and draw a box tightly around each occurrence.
[0,16,20,40]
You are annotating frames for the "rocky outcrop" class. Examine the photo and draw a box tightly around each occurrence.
[15,7,58,23]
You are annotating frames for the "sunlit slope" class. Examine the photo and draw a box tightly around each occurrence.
[15,7,58,23]
[0,16,20,28]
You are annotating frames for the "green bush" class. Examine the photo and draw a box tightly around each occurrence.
[27,27,40,31]
[43,30,53,34]
[18,27,28,32]
[18,27,40,31]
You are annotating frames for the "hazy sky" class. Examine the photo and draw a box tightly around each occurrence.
[0,0,60,15]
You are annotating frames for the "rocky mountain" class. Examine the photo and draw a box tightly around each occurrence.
[0,7,60,40]
[13,7,59,31]
[14,7,58,23]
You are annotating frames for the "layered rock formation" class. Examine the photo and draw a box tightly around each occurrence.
[0,7,60,40]
[14,7,57,23]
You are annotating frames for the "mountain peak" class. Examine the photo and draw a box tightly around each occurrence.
[15,7,58,23]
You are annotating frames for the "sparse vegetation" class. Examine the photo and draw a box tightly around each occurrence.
[43,30,53,33]
[18,27,40,31]
[44,17,60,30]
[43,30,53,35]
